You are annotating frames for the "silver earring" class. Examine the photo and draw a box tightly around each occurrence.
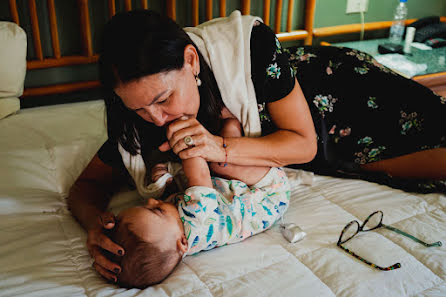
[195,74,202,87]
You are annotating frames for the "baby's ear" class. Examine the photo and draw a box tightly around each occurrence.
[177,235,188,255]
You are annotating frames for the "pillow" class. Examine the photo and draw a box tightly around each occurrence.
[0,100,107,215]
[0,22,27,119]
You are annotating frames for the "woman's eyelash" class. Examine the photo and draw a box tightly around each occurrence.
[157,96,169,104]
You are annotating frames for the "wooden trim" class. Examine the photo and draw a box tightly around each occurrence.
[8,0,19,25]
[219,0,226,17]
[47,0,61,59]
[192,0,199,26]
[286,0,294,32]
[141,0,148,9]
[274,0,283,34]
[206,0,212,21]
[413,72,446,88]
[22,80,101,97]
[108,0,116,18]
[21,0,317,98]
[28,0,43,60]
[166,0,176,21]
[313,19,418,37]
[79,0,93,57]
[241,0,250,15]
[414,72,446,97]
[429,87,446,97]
[124,0,131,11]
[263,0,270,25]
[304,0,316,45]
[27,55,99,70]
[276,30,308,42]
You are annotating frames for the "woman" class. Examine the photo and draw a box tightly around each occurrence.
[68,10,446,282]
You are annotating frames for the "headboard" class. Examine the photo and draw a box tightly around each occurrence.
[6,0,316,100]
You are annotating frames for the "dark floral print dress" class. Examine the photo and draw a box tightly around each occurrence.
[250,23,446,193]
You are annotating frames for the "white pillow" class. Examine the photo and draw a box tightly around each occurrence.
[0,22,27,119]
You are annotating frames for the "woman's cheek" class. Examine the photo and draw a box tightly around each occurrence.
[136,110,154,123]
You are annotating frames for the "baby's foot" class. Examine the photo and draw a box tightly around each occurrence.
[151,163,168,182]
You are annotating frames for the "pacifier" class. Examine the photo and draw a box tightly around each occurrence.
[280,223,306,243]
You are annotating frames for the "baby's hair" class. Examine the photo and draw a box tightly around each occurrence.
[111,218,182,289]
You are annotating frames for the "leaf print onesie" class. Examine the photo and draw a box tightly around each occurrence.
[175,167,290,256]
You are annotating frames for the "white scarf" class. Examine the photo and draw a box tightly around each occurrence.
[184,10,262,137]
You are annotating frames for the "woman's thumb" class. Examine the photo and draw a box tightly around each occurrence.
[158,141,171,152]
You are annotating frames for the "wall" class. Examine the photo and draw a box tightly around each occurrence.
[315,0,445,28]
[313,0,446,44]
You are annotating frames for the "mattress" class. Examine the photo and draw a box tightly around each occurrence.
[1,100,445,297]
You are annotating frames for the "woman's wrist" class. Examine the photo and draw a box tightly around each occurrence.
[218,136,228,167]
[217,135,226,162]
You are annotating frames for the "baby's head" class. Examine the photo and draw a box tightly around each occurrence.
[111,198,188,288]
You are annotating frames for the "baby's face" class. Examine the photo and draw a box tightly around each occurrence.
[118,198,184,249]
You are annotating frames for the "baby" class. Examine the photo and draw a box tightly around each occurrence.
[111,118,291,288]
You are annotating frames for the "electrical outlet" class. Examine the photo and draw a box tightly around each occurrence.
[346,0,368,14]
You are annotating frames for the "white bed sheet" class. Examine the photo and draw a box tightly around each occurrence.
[1,100,445,297]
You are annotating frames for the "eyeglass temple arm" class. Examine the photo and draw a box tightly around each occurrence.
[338,244,401,271]
[382,224,442,247]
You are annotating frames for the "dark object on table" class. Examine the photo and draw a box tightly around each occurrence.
[408,16,446,43]
[378,43,404,54]
[425,37,446,48]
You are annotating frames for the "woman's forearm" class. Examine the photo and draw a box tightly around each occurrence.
[68,180,112,231]
[224,129,317,168]
[67,154,119,231]
[223,78,317,168]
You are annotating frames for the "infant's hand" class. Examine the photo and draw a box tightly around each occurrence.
[151,163,169,182]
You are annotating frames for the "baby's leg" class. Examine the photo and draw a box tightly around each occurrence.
[209,118,270,186]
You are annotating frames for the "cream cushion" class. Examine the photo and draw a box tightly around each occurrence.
[0,21,27,119]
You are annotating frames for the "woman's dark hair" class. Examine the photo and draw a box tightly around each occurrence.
[99,10,224,155]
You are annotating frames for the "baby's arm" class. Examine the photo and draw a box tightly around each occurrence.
[182,157,213,188]
[209,118,270,186]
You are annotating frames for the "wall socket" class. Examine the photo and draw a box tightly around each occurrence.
[346,0,368,14]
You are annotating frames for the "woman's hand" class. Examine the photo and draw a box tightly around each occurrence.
[159,117,225,162]
[86,212,124,283]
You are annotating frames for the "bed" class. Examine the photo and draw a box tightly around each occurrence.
[1,1,446,297]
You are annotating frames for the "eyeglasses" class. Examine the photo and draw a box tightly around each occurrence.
[337,210,442,271]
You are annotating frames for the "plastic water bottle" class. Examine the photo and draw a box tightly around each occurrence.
[389,0,408,44]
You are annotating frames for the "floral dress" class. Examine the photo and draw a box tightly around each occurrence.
[250,23,446,193]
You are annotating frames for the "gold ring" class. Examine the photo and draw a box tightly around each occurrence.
[184,136,194,147]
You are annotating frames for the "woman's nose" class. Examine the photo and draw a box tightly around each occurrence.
[148,107,168,127]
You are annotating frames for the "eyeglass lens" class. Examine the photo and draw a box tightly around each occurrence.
[339,221,359,244]
[362,211,383,231]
